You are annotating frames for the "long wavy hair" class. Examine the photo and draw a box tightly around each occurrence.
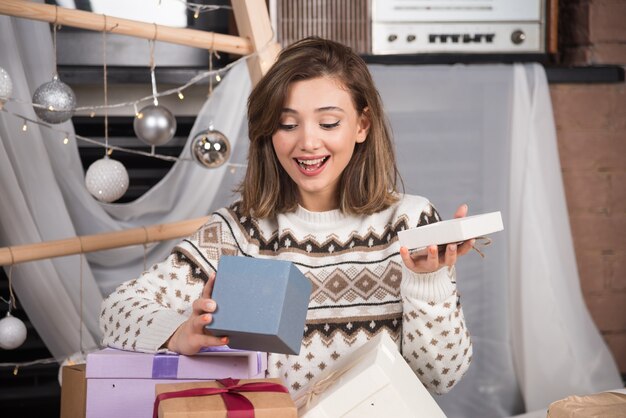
[237,37,402,218]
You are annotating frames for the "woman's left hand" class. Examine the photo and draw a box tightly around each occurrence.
[399,204,475,274]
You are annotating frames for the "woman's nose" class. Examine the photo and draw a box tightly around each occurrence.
[299,124,321,151]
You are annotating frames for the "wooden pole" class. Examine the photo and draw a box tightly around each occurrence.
[0,217,209,266]
[0,0,252,56]
[0,0,283,267]
[231,0,282,85]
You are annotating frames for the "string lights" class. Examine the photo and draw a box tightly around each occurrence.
[2,49,243,122]
[0,38,269,165]
[0,0,264,373]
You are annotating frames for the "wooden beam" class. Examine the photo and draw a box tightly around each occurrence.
[0,0,252,56]
[0,0,284,267]
[0,217,209,266]
[231,0,281,85]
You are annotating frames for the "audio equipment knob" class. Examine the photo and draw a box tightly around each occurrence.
[407,34,416,42]
[511,30,526,44]
[388,34,398,42]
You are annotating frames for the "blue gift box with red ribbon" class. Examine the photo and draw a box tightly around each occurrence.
[85,347,266,418]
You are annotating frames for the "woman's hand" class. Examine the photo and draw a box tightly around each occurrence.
[166,272,229,355]
[399,204,475,274]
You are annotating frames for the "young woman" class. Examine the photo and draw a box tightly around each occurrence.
[100,37,474,396]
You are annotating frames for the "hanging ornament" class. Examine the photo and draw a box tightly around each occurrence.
[0,312,27,350]
[32,76,76,124]
[133,39,176,147]
[0,67,13,109]
[85,157,129,203]
[133,104,177,146]
[190,129,231,169]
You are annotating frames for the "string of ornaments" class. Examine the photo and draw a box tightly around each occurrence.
[0,13,239,204]
[84,20,130,202]
[0,266,27,351]
[0,2,255,354]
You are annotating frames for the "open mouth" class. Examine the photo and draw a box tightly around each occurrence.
[295,156,329,172]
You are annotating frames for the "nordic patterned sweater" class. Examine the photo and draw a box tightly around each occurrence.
[100,194,472,396]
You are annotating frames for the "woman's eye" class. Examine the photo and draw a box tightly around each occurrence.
[278,123,298,131]
[320,121,340,129]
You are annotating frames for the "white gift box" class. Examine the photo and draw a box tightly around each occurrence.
[297,333,446,418]
[398,211,503,252]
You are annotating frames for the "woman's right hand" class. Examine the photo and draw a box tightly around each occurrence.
[166,272,229,355]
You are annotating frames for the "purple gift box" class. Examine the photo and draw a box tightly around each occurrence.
[85,347,266,418]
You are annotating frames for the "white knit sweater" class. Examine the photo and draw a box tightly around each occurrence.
[100,194,472,396]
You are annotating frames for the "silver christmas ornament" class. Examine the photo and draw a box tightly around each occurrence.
[133,105,177,146]
[0,312,27,350]
[0,67,13,107]
[190,129,231,169]
[32,76,76,124]
[85,157,129,203]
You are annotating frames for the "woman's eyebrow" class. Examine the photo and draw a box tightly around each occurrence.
[316,106,344,113]
[281,106,345,114]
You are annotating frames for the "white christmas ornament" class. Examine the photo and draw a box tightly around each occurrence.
[0,312,27,350]
[85,157,129,203]
[0,67,13,108]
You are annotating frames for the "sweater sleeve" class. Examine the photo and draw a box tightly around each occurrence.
[99,251,206,353]
[399,204,473,394]
[99,212,241,353]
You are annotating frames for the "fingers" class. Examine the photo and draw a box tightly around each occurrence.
[400,245,441,273]
[168,310,229,355]
[457,238,475,256]
[202,272,216,299]
[443,243,457,266]
[399,246,416,270]
[193,312,214,332]
[425,245,440,270]
[196,334,229,348]
[192,296,217,316]
[454,203,468,219]
[193,315,229,346]
[192,273,217,316]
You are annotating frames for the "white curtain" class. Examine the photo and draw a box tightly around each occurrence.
[0,11,250,357]
[370,64,622,416]
[0,11,621,417]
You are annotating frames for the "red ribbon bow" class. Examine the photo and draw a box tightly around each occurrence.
[153,378,289,418]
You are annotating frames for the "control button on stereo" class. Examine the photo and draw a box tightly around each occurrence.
[407,34,416,42]
[511,30,526,44]
[388,34,398,42]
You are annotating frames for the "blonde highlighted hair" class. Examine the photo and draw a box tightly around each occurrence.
[238,37,401,218]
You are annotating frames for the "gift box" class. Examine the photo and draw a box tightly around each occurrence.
[297,333,446,418]
[154,378,297,418]
[60,363,87,418]
[86,347,266,418]
[206,255,312,355]
[398,211,503,252]
[547,390,626,417]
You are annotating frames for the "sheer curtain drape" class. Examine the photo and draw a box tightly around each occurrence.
[370,63,622,416]
[0,11,620,417]
[0,11,250,357]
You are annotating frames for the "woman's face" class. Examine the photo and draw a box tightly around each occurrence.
[271,76,370,212]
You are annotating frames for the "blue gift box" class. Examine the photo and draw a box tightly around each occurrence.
[206,256,312,355]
